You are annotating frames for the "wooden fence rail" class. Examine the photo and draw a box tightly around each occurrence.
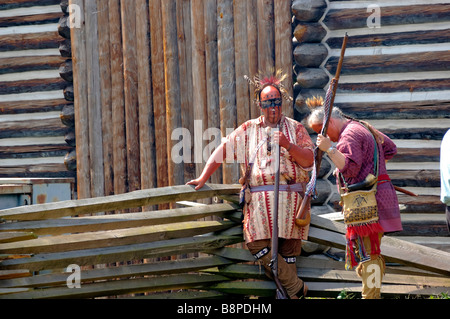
[0,184,449,299]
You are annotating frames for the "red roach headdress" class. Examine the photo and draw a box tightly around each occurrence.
[244,69,293,104]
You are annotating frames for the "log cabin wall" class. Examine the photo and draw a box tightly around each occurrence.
[0,0,75,179]
[293,0,450,235]
[67,0,295,200]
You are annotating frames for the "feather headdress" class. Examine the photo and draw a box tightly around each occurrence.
[244,69,293,104]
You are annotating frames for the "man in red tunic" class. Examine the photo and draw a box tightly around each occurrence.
[307,100,402,299]
[188,74,314,299]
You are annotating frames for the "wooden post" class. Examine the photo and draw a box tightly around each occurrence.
[108,0,127,199]
[69,0,90,199]
[177,0,195,183]
[257,0,275,74]
[274,0,294,119]
[136,0,157,195]
[96,0,114,197]
[217,0,238,185]
[149,0,169,191]
[161,0,184,187]
[121,0,141,195]
[204,0,223,185]
[247,0,259,119]
[191,0,208,178]
[85,0,105,198]
[234,0,250,125]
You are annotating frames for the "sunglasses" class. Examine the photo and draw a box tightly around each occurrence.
[260,98,282,109]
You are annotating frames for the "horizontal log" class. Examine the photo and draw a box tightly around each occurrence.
[0,203,239,236]
[294,43,328,67]
[0,99,70,115]
[0,118,68,139]
[293,22,326,43]
[327,29,450,49]
[396,214,449,237]
[323,4,450,30]
[0,220,236,254]
[338,78,450,95]
[0,77,66,95]
[335,100,450,120]
[0,144,71,160]
[291,0,327,22]
[63,85,74,101]
[58,59,72,82]
[393,147,440,163]
[0,31,60,52]
[59,39,71,58]
[326,51,450,76]
[0,0,60,10]
[0,235,243,271]
[0,163,75,179]
[296,68,329,89]
[0,12,60,28]
[388,170,441,188]
[0,55,65,75]
[337,119,449,140]
[397,194,446,214]
[0,184,242,221]
[64,130,76,146]
[57,15,71,39]
[64,149,76,171]
[60,104,74,127]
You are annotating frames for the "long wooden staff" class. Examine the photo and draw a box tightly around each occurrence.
[271,126,289,299]
[296,34,349,226]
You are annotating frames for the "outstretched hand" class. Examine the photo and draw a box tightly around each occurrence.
[186,178,206,191]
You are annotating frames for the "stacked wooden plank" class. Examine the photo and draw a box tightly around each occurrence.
[0,184,449,299]
[0,0,73,179]
[0,184,243,298]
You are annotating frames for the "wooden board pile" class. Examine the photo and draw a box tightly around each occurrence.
[0,184,449,299]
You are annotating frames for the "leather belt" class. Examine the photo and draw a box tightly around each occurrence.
[250,183,306,194]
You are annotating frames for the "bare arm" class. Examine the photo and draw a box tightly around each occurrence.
[186,142,226,190]
[286,143,314,168]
